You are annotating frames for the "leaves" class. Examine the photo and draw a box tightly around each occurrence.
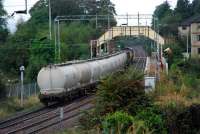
[0,0,8,43]
[95,68,151,115]
[102,111,134,134]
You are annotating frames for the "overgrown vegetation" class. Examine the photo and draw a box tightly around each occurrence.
[75,60,200,133]
[77,68,167,134]
[0,95,41,119]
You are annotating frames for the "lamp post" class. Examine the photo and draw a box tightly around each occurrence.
[20,66,25,107]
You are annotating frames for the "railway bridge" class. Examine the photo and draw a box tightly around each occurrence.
[91,26,165,57]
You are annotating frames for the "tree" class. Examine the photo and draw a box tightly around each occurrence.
[174,0,192,20]
[191,0,200,15]
[0,0,8,43]
[26,40,54,81]
[29,0,48,24]
[153,1,172,20]
[96,0,117,27]
[0,0,117,81]
[152,1,176,36]
[51,0,82,18]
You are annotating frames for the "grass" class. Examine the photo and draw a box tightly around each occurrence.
[150,73,200,108]
[0,95,42,120]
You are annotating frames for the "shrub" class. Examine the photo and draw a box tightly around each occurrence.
[134,106,167,134]
[79,109,102,131]
[102,111,134,134]
[101,111,160,134]
[95,68,152,115]
[175,104,200,134]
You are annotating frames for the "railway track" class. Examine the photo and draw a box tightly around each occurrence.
[130,45,147,71]
[0,96,94,134]
[133,57,147,71]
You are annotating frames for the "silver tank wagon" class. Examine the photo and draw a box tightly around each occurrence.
[37,51,132,104]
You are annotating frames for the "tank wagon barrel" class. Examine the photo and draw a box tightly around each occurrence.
[37,50,133,105]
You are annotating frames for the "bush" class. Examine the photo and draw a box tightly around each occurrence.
[95,68,152,115]
[79,109,102,131]
[101,111,156,134]
[134,107,167,134]
[102,111,134,134]
[175,104,200,134]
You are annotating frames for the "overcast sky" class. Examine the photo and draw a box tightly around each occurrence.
[3,0,185,32]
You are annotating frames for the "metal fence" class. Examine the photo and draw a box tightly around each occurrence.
[6,83,40,98]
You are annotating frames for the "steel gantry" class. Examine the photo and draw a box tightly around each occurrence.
[53,14,164,62]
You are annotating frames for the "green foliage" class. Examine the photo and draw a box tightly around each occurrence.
[79,109,102,131]
[0,0,118,81]
[29,0,48,24]
[163,42,183,67]
[160,102,200,134]
[58,22,96,61]
[191,0,200,15]
[169,58,200,98]
[152,0,200,37]
[175,0,192,20]
[134,107,167,134]
[26,41,54,81]
[152,1,174,36]
[175,104,200,134]
[153,1,172,20]
[95,68,151,115]
[0,42,30,75]
[102,111,134,134]
[29,0,116,28]
[61,22,97,44]
[0,0,119,81]
[176,58,200,77]
[159,100,186,134]
[0,0,8,43]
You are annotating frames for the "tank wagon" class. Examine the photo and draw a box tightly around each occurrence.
[37,50,133,105]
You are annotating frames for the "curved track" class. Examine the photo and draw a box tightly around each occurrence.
[0,45,147,134]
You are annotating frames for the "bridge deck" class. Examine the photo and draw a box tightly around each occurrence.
[97,26,165,47]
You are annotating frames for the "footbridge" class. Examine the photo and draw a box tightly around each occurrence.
[91,26,165,57]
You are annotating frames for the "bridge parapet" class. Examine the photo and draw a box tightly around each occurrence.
[97,26,165,47]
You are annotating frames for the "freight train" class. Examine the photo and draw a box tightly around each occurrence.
[37,49,134,105]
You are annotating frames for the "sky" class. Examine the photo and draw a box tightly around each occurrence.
[3,0,182,32]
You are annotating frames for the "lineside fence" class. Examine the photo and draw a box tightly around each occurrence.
[6,83,40,98]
